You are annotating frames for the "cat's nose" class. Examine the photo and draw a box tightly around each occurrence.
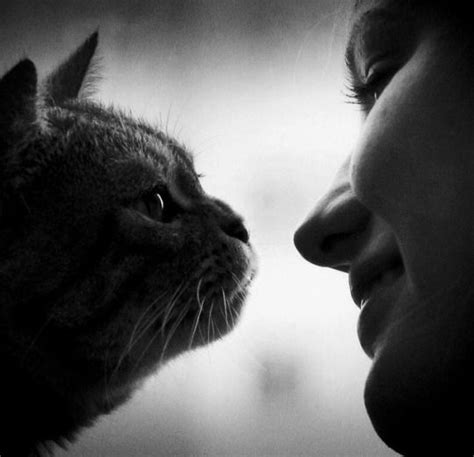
[221,218,249,243]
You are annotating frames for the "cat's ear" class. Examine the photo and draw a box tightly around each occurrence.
[43,31,99,105]
[0,59,38,138]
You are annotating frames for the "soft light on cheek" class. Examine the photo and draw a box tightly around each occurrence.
[348,113,401,220]
[350,93,433,229]
[348,42,437,221]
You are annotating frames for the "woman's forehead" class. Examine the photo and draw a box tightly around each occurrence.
[350,0,397,40]
[354,0,401,11]
[352,0,402,18]
[347,0,419,58]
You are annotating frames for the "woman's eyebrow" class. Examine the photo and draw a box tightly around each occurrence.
[345,8,400,77]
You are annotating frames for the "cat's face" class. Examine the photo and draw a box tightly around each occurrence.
[0,33,255,403]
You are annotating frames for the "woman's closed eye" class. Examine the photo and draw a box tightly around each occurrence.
[344,8,414,113]
[345,63,396,111]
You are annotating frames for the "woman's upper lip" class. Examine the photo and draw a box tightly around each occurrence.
[349,252,404,308]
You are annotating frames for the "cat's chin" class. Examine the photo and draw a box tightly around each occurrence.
[153,275,251,357]
[158,244,256,355]
[103,264,255,387]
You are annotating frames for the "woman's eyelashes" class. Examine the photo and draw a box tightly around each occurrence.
[345,64,395,110]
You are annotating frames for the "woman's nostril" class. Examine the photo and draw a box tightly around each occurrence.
[294,216,367,267]
[221,219,249,243]
[294,184,371,267]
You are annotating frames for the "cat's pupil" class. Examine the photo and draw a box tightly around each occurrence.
[133,191,165,221]
[147,192,164,220]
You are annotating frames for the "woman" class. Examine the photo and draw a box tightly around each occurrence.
[294,1,474,455]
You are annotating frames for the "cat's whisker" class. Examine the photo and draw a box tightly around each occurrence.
[132,302,169,348]
[133,309,177,375]
[221,287,231,333]
[112,281,187,379]
[112,312,163,379]
[21,313,55,362]
[125,289,169,353]
[231,272,251,295]
[156,299,192,368]
[103,346,114,409]
[165,103,173,136]
[227,292,239,327]
[215,318,224,340]
[198,323,206,346]
[230,275,249,303]
[232,303,240,324]
[115,293,170,365]
[137,281,186,344]
[211,313,217,341]
[188,294,205,350]
[132,285,192,374]
[228,296,237,329]
[196,277,204,309]
[207,301,215,346]
[159,280,190,337]
[19,192,32,216]
[230,272,242,285]
[129,279,187,355]
[230,272,240,282]
[210,300,218,341]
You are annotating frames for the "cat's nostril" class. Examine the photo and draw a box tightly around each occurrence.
[221,219,249,243]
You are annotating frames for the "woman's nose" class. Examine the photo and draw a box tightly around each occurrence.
[294,159,371,271]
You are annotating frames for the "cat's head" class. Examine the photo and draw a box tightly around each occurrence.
[0,33,255,407]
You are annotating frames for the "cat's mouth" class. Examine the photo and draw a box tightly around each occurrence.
[105,269,252,377]
[104,244,257,376]
[142,253,256,359]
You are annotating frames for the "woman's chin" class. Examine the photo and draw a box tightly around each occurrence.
[365,334,474,456]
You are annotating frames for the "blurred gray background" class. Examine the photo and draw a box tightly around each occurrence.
[1,1,397,456]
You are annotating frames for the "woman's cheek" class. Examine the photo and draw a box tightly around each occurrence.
[350,38,442,224]
[350,47,474,293]
[349,105,411,226]
[350,64,445,227]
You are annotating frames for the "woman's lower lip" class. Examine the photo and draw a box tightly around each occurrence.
[357,269,404,358]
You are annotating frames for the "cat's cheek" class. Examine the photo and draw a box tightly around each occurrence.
[115,208,183,253]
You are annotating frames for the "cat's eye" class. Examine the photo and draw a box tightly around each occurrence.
[132,192,165,222]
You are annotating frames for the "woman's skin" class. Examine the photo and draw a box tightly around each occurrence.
[294,1,474,455]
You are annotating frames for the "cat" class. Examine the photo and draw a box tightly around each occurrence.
[0,32,256,457]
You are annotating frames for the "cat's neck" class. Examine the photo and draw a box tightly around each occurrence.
[0,346,131,456]
[0,352,76,455]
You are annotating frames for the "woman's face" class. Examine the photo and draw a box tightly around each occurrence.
[295,0,474,454]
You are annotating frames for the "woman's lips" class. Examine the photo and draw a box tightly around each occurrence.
[346,257,405,358]
[359,263,404,309]
[350,256,404,308]
[356,264,405,358]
